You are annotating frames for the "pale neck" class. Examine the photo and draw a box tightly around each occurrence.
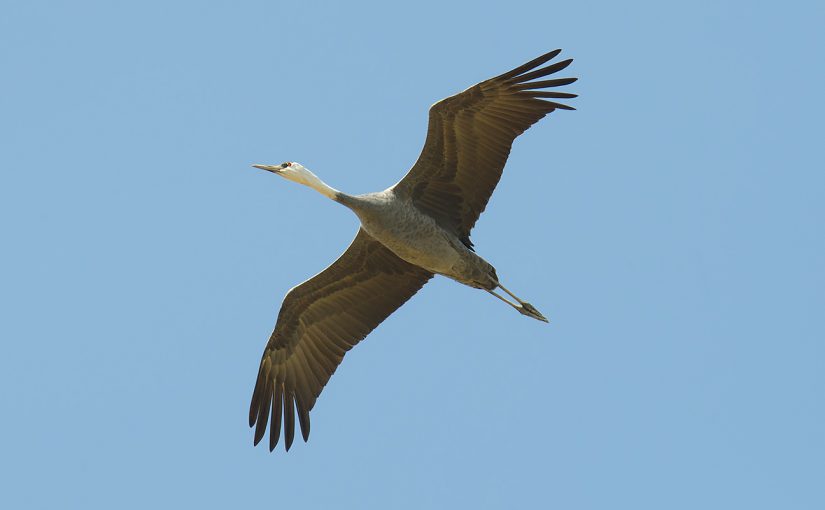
[299,170,340,200]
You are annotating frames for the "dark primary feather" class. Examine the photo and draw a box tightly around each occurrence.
[249,229,433,451]
[394,49,577,242]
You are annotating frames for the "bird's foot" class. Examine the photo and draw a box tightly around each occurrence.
[517,302,549,323]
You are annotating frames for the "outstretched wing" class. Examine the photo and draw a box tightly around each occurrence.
[393,49,577,247]
[249,228,433,451]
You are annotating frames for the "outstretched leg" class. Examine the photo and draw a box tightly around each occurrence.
[485,283,549,323]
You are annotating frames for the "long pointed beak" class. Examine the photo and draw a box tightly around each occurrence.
[252,164,281,173]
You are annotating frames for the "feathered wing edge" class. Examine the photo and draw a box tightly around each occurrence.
[394,49,577,241]
[249,229,433,451]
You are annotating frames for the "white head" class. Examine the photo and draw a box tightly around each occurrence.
[251,161,339,199]
[252,161,312,184]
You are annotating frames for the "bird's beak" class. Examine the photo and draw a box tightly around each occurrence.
[252,164,281,173]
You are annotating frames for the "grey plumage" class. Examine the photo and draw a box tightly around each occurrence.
[249,50,577,451]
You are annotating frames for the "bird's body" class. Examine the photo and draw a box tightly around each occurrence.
[249,49,577,451]
[339,190,497,288]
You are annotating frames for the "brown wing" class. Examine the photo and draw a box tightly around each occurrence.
[393,49,577,247]
[249,228,433,451]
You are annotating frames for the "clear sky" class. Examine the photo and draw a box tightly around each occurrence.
[2,1,823,508]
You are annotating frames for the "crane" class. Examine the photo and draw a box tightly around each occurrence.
[249,49,576,451]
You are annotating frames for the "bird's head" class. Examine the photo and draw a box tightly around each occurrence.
[252,161,339,199]
[252,161,314,185]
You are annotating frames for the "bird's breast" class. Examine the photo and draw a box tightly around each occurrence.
[357,204,463,275]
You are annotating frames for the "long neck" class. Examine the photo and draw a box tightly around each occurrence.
[299,170,340,200]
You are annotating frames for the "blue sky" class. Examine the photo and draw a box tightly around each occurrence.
[2,1,823,508]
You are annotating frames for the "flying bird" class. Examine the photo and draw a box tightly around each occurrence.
[249,49,576,451]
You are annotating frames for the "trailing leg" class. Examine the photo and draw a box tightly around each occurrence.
[485,283,549,323]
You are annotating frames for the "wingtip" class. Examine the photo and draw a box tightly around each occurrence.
[554,58,574,72]
[268,424,280,451]
[496,49,568,82]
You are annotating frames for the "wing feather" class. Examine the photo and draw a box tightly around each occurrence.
[284,391,296,451]
[269,384,283,451]
[249,228,433,451]
[394,50,577,240]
